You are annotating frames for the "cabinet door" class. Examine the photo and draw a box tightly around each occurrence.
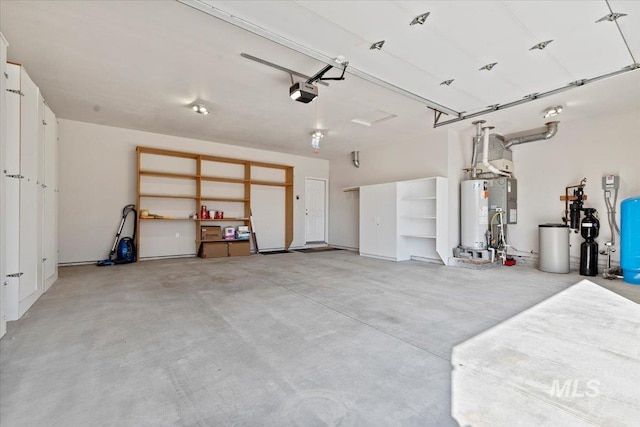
[360,183,397,259]
[18,69,42,312]
[43,106,57,285]
[4,64,21,321]
[1,35,8,336]
[359,185,377,256]
[374,183,397,259]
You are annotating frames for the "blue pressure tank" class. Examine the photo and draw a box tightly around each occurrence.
[621,197,640,285]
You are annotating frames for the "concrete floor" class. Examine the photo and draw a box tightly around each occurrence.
[1,251,638,426]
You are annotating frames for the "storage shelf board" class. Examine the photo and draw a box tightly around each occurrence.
[140,171,197,180]
[197,218,250,222]
[199,197,249,203]
[140,217,195,221]
[200,176,248,184]
[251,180,293,187]
[140,194,197,200]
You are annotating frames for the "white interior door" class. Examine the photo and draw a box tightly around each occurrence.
[305,178,326,243]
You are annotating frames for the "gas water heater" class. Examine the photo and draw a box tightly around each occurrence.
[461,180,489,250]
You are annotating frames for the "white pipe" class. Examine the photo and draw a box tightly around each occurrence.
[482,126,511,177]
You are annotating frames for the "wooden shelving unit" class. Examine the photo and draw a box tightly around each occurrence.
[136,147,294,261]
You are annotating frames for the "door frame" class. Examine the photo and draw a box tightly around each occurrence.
[304,177,329,244]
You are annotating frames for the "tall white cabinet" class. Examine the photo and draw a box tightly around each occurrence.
[359,177,449,264]
[2,58,58,325]
[1,34,8,338]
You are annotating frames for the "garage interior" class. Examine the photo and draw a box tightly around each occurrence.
[1,1,639,426]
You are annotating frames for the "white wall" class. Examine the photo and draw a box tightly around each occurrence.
[329,108,640,268]
[509,109,640,262]
[58,119,329,264]
[328,130,451,249]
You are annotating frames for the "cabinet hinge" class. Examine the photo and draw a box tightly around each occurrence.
[43,120,48,126]
[6,88,24,96]
[42,258,47,262]
[6,174,24,179]
[3,72,8,79]
[7,272,23,278]
[42,184,48,189]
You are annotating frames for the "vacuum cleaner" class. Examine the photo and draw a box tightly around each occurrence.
[97,204,137,266]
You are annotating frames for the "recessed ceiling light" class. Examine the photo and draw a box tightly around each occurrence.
[370,40,385,50]
[410,12,430,26]
[543,106,563,118]
[529,40,553,50]
[596,12,627,23]
[479,63,497,71]
[191,104,209,115]
[440,79,454,86]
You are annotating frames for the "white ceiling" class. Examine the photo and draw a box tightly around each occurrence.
[1,1,639,159]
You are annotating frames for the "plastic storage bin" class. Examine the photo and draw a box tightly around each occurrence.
[621,197,640,285]
[539,224,570,273]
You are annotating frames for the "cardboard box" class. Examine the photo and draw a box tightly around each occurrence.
[201,226,222,241]
[199,242,228,258]
[228,241,250,257]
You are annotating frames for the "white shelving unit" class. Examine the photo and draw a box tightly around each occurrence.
[359,177,448,264]
[397,177,448,264]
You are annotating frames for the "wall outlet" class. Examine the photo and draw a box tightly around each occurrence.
[175,232,180,238]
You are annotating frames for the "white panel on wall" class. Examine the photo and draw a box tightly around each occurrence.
[251,166,285,182]
[140,176,196,197]
[138,221,196,258]
[200,181,245,200]
[201,161,244,179]
[251,185,285,250]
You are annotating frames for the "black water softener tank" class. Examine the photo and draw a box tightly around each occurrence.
[580,208,600,276]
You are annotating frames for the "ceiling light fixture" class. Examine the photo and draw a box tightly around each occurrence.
[479,62,497,71]
[370,40,385,50]
[410,12,430,26]
[543,106,563,118]
[311,130,324,154]
[440,79,455,86]
[289,61,348,104]
[596,12,627,23]
[191,104,209,115]
[529,40,553,50]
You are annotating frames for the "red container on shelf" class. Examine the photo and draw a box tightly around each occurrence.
[215,211,224,219]
[200,206,209,219]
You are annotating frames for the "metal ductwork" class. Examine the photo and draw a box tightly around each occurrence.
[352,151,360,168]
[503,121,559,149]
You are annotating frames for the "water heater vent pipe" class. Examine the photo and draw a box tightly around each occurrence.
[482,126,511,177]
[503,121,559,148]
